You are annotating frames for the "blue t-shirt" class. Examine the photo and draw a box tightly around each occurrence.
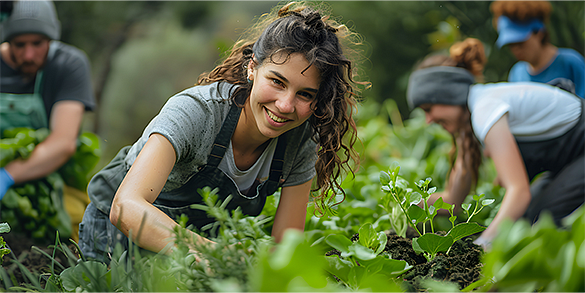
[508,48,584,98]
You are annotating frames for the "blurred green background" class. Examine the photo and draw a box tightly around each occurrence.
[51,1,584,171]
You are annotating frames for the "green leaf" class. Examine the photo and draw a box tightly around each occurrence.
[0,223,9,234]
[461,203,471,212]
[358,223,376,248]
[407,205,425,224]
[482,199,495,206]
[409,192,422,206]
[325,234,353,255]
[379,171,391,185]
[348,243,377,261]
[415,234,454,256]
[360,257,412,278]
[324,255,353,284]
[447,222,486,242]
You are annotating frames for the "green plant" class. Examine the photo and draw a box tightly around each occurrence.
[380,163,490,261]
[471,206,585,292]
[324,222,410,290]
[0,127,101,241]
[0,223,10,265]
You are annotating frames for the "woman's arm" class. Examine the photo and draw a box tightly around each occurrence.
[481,114,531,240]
[271,179,312,243]
[109,133,210,253]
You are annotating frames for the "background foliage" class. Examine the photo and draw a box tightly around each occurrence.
[50,1,584,171]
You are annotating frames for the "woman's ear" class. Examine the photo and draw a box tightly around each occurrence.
[247,57,256,81]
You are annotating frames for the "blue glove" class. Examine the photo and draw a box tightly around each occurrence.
[0,168,15,200]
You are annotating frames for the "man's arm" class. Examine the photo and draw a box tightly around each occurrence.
[4,100,84,183]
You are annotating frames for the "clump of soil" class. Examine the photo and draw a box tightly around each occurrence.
[326,230,484,291]
[399,236,483,291]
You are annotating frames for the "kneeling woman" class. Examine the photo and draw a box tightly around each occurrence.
[79,2,365,262]
[407,38,583,246]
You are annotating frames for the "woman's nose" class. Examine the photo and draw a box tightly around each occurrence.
[425,112,433,124]
[275,92,295,113]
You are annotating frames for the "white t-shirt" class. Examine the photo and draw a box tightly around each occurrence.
[468,82,581,143]
[218,138,277,193]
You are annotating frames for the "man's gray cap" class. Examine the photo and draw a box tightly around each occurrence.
[1,0,61,42]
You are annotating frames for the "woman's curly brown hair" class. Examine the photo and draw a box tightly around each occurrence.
[490,1,552,29]
[197,1,369,216]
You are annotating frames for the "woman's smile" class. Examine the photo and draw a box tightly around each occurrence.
[242,52,320,141]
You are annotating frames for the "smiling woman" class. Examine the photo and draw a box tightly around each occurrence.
[77,1,368,264]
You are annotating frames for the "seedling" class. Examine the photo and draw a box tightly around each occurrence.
[380,163,492,261]
[324,223,411,289]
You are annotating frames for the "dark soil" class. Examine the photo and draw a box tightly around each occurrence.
[326,229,484,291]
[1,231,77,290]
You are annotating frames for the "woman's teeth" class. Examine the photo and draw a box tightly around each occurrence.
[267,109,288,123]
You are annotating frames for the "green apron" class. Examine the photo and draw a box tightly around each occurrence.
[0,70,48,137]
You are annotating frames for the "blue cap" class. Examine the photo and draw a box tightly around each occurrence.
[495,15,544,48]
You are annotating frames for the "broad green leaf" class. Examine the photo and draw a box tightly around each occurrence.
[348,243,377,261]
[348,265,367,288]
[416,234,453,256]
[324,255,353,284]
[412,238,424,254]
[408,192,422,206]
[358,223,376,248]
[447,222,486,242]
[325,234,353,254]
[361,257,412,278]
[375,231,388,255]
[407,205,425,223]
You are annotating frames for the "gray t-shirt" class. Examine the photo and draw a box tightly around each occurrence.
[0,41,95,118]
[124,82,317,193]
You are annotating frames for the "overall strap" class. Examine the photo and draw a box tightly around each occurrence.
[33,70,44,95]
[207,102,242,167]
[268,133,287,183]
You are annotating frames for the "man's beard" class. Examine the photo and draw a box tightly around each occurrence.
[11,53,43,79]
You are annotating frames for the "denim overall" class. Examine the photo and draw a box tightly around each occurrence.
[153,101,287,230]
[79,101,286,263]
[0,70,48,136]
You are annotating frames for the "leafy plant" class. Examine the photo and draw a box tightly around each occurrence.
[324,222,411,290]
[380,163,490,261]
[0,223,10,265]
[1,127,101,241]
[472,206,585,292]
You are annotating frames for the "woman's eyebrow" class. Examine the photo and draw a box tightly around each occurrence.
[270,70,319,93]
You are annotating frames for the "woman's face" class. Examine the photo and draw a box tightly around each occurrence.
[245,52,320,140]
[419,103,465,134]
[507,31,543,64]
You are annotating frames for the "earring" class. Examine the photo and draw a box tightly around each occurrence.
[247,75,253,84]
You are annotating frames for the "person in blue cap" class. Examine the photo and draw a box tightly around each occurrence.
[491,1,584,98]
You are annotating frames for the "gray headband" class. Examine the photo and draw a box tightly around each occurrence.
[406,66,475,110]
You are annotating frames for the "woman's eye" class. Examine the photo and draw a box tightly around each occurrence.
[298,91,314,100]
[272,79,284,87]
